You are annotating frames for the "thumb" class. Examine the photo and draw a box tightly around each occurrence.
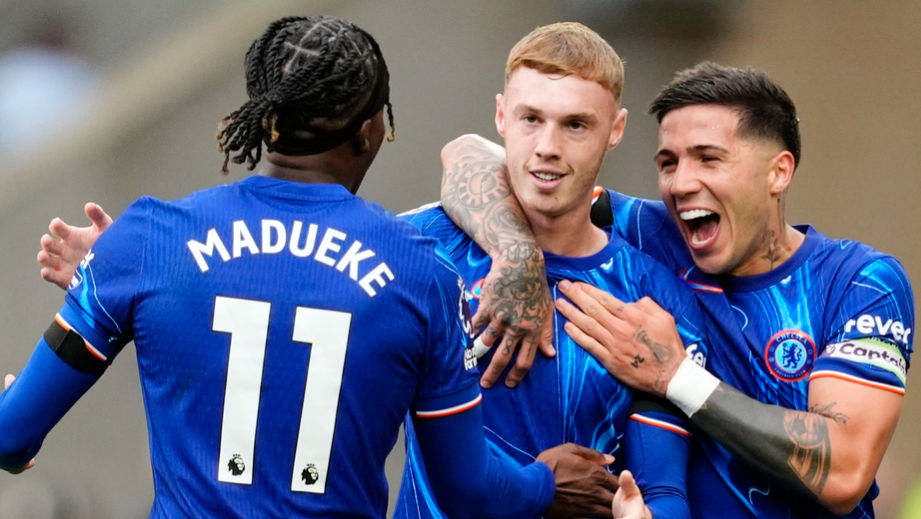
[618,470,641,498]
[566,443,615,465]
[86,203,113,230]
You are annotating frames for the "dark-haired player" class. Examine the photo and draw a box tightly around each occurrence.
[0,15,618,518]
[440,62,914,518]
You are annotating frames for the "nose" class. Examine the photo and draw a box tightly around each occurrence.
[534,124,561,161]
[668,161,701,196]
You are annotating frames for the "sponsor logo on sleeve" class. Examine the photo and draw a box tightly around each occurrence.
[843,314,912,346]
[459,279,478,371]
[822,338,907,385]
[68,251,95,290]
[764,329,816,382]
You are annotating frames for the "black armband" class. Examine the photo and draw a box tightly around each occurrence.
[43,318,111,377]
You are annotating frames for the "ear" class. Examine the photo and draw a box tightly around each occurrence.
[768,150,796,195]
[608,107,628,149]
[353,118,374,154]
[494,93,506,138]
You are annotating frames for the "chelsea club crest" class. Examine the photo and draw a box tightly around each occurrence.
[764,329,816,382]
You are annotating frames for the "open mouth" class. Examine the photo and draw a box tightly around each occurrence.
[531,170,563,183]
[679,209,720,247]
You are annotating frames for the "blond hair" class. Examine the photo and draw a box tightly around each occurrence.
[505,22,624,101]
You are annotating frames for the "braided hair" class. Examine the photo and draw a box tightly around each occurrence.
[217,16,394,173]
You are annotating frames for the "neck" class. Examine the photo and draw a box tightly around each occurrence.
[527,207,608,257]
[261,148,368,193]
[733,223,806,277]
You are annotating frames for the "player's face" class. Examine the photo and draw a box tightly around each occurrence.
[655,104,790,276]
[496,66,626,223]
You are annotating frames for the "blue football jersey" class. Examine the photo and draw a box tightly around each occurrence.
[56,176,482,518]
[394,205,709,519]
[599,188,914,518]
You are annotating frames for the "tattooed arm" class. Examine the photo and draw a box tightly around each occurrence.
[441,134,553,388]
[555,280,903,514]
[692,377,900,514]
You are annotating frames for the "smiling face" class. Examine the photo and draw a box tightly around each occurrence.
[655,104,796,276]
[496,66,626,233]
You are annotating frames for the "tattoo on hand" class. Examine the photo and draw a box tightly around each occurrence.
[784,411,831,495]
[633,329,676,364]
[631,354,645,368]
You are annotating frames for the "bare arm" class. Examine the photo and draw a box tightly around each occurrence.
[692,376,899,514]
[555,280,901,514]
[441,134,553,388]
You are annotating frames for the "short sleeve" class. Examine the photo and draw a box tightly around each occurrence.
[411,246,481,417]
[814,256,914,393]
[60,197,153,359]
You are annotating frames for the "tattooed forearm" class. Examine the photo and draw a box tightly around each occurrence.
[691,383,834,502]
[440,135,551,355]
[441,138,536,257]
[784,411,832,495]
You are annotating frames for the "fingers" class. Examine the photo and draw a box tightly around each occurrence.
[504,334,537,388]
[39,233,64,257]
[536,317,555,357]
[554,296,618,348]
[4,373,15,390]
[48,217,73,240]
[37,247,65,271]
[617,470,641,499]
[479,332,512,389]
[85,202,113,231]
[563,281,634,321]
[559,443,616,466]
[470,304,492,336]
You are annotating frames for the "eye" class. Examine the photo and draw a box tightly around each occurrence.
[567,120,587,131]
[701,155,719,163]
[523,114,539,124]
[656,158,677,172]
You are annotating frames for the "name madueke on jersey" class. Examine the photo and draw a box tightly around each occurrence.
[186,219,394,297]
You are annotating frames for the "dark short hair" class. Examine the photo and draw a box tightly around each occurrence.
[649,62,801,168]
[217,15,394,172]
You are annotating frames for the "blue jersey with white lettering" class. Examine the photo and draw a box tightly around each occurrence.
[395,205,710,519]
[49,176,483,518]
[597,188,914,518]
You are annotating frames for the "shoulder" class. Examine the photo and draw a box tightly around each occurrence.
[809,227,912,294]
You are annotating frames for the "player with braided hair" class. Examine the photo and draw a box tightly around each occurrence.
[1,15,622,518]
[216,15,395,173]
